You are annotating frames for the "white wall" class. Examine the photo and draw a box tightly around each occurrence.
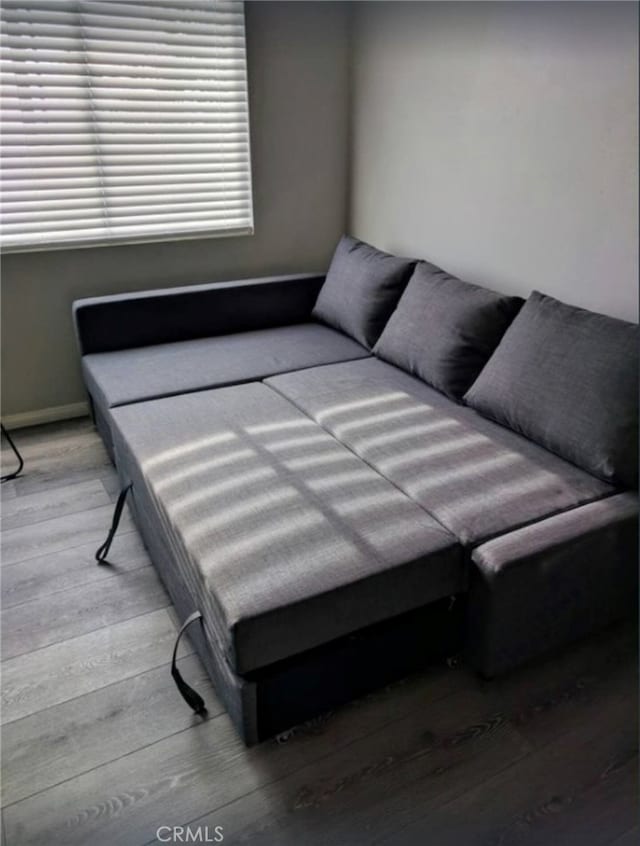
[1,1,350,420]
[350,1,638,321]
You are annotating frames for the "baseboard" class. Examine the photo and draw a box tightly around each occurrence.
[2,401,89,430]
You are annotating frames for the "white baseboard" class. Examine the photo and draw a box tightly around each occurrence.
[2,401,89,430]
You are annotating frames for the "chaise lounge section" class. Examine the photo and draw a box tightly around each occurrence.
[74,235,638,744]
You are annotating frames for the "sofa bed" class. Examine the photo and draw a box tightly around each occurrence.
[73,236,639,745]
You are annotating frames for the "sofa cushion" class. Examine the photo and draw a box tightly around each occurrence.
[82,323,370,410]
[374,261,522,399]
[465,291,639,488]
[267,358,615,546]
[110,383,463,674]
[312,235,416,349]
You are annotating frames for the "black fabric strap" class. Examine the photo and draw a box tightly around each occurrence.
[95,483,132,564]
[172,611,207,716]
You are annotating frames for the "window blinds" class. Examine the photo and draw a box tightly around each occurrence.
[0,0,253,252]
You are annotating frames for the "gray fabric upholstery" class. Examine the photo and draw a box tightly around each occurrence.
[73,273,325,355]
[468,493,639,676]
[374,261,522,399]
[312,236,416,349]
[119,460,259,741]
[267,358,615,545]
[83,323,370,410]
[465,291,639,488]
[111,382,463,675]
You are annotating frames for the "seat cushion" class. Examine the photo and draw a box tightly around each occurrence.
[312,235,416,348]
[110,382,463,674]
[465,291,639,488]
[374,261,522,399]
[82,323,370,410]
[266,358,615,546]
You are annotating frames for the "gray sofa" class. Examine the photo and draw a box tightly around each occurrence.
[73,236,638,744]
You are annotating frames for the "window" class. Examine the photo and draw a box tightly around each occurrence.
[0,0,253,252]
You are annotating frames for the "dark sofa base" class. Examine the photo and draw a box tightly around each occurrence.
[253,593,465,740]
[121,465,464,744]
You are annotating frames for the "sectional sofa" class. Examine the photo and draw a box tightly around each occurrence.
[73,236,639,745]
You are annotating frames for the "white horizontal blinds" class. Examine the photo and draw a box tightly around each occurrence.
[1,0,253,251]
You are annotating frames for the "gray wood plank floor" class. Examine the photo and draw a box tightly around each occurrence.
[1,417,637,846]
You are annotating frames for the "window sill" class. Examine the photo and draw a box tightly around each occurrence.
[0,224,254,255]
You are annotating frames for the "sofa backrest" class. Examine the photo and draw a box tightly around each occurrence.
[465,290,639,489]
[312,234,637,489]
[73,274,325,355]
[312,235,416,349]
[373,260,523,399]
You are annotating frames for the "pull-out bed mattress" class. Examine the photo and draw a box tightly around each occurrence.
[110,382,465,741]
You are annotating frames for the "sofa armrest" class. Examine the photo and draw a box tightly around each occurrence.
[73,272,326,355]
[468,493,639,677]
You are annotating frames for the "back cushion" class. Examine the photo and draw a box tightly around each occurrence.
[465,291,639,488]
[312,236,416,349]
[374,261,523,399]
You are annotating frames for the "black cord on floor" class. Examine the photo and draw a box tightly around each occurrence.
[1,423,25,482]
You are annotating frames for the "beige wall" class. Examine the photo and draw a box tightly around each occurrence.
[1,1,350,420]
[350,1,638,322]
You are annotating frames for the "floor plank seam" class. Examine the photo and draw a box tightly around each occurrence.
[408,714,637,827]
[0,714,226,813]
[0,653,205,739]
[0,498,129,537]
[1,603,176,666]
[1,598,173,662]
[1,622,195,727]
[0,562,153,611]
[0,527,138,568]
[0,482,113,529]
[0,654,198,730]
[375,748,536,846]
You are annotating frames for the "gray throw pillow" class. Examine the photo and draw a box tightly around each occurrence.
[374,261,523,399]
[312,236,416,349]
[465,291,639,488]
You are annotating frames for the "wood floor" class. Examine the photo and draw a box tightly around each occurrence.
[1,417,638,846]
